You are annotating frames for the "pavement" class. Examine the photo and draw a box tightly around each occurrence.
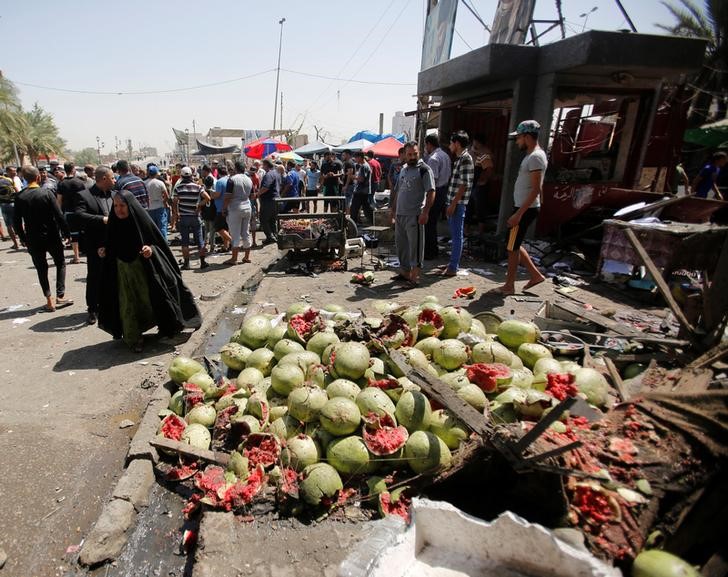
[0,239,280,577]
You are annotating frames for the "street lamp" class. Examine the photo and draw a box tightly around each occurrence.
[96,136,104,163]
[579,7,598,32]
[185,129,190,164]
[272,17,286,131]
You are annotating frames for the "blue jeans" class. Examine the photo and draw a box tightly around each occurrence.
[447,204,466,272]
[178,214,204,248]
[148,207,168,241]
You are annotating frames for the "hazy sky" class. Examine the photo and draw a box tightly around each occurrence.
[3,0,678,154]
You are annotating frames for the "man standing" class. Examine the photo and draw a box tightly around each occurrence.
[387,147,405,192]
[366,150,382,192]
[495,120,546,295]
[305,161,321,212]
[173,166,210,270]
[320,151,343,213]
[0,169,20,249]
[281,160,300,213]
[200,164,217,250]
[390,141,435,287]
[692,151,727,200]
[212,165,232,252]
[145,165,169,241]
[254,159,279,244]
[83,164,96,187]
[443,131,474,276]
[350,151,373,224]
[14,166,73,312]
[71,165,114,324]
[115,159,150,208]
[7,166,23,192]
[423,133,451,259]
[57,162,86,264]
[341,149,356,213]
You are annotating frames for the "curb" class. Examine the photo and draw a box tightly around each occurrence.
[78,247,282,567]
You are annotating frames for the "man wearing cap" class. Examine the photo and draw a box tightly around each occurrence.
[495,120,546,295]
[145,165,170,241]
[253,159,280,244]
[173,166,210,269]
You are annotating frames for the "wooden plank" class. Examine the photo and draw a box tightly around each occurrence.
[552,300,642,337]
[623,227,695,335]
[703,234,728,333]
[512,397,578,455]
[687,340,728,369]
[387,349,492,438]
[604,357,629,402]
[150,437,230,466]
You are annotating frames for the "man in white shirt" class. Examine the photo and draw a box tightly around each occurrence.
[145,165,170,241]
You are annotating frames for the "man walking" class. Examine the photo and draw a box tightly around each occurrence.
[495,120,546,295]
[692,151,727,200]
[14,166,73,312]
[211,164,232,252]
[442,131,474,276]
[341,149,355,213]
[71,165,114,324]
[253,159,279,244]
[144,165,169,241]
[173,166,210,270]
[0,169,20,249]
[115,159,150,208]
[423,133,451,259]
[350,151,373,225]
[390,141,435,287]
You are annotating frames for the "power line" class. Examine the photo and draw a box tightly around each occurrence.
[281,69,415,86]
[454,28,473,51]
[461,0,491,32]
[11,70,276,95]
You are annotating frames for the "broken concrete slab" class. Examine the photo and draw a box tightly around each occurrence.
[78,498,135,567]
[112,459,155,511]
[126,397,167,464]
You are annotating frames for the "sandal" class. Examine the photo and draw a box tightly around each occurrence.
[42,303,56,312]
[241,258,251,264]
[440,269,457,277]
[222,260,237,266]
[523,277,546,291]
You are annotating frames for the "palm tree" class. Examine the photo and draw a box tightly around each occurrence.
[0,75,24,164]
[657,0,728,125]
[20,103,66,166]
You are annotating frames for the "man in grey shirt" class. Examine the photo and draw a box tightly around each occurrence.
[494,119,547,295]
[390,141,435,287]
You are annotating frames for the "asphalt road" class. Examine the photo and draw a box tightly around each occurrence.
[0,239,278,577]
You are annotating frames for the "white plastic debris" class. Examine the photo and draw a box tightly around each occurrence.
[338,499,621,577]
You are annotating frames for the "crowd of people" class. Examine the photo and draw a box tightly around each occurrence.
[0,119,553,350]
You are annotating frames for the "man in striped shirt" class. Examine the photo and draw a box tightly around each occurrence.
[114,160,149,208]
[442,130,474,276]
[173,167,210,270]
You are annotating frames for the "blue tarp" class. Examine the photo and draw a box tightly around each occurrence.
[348,131,406,144]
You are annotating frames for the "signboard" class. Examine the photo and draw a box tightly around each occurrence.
[421,0,459,71]
[489,0,536,45]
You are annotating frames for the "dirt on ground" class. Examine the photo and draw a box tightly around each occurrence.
[0,240,278,577]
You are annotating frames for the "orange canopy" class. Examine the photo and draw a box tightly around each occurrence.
[363,136,404,158]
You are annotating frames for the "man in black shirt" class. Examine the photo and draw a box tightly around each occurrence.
[320,151,343,213]
[14,165,73,312]
[340,149,355,215]
[57,161,86,264]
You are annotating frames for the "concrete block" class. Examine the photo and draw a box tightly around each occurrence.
[78,499,135,566]
[112,459,155,511]
[126,399,162,464]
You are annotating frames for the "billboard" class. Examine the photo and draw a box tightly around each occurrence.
[489,0,536,45]
[421,0,459,71]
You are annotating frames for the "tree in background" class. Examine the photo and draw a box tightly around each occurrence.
[657,0,728,126]
[72,147,99,167]
[19,103,66,166]
[0,74,24,164]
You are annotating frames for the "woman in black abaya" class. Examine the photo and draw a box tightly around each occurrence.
[98,191,201,352]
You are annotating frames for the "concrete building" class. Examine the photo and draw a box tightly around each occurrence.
[392,111,415,140]
[416,31,707,234]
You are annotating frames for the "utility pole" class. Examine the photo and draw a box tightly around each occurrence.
[280,92,284,131]
[379,113,384,135]
[96,136,103,163]
[273,17,286,130]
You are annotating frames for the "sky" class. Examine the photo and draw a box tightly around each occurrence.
[2,0,678,155]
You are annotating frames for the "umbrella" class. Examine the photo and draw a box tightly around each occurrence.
[332,139,374,153]
[363,136,404,158]
[244,138,291,159]
[294,141,332,156]
[278,151,305,164]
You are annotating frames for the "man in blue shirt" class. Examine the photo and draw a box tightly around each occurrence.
[692,152,727,199]
[281,160,300,213]
[114,159,149,208]
[212,165,232,251]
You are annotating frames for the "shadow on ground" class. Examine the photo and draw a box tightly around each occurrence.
[53,332,191,371]
[30,312,88,332]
